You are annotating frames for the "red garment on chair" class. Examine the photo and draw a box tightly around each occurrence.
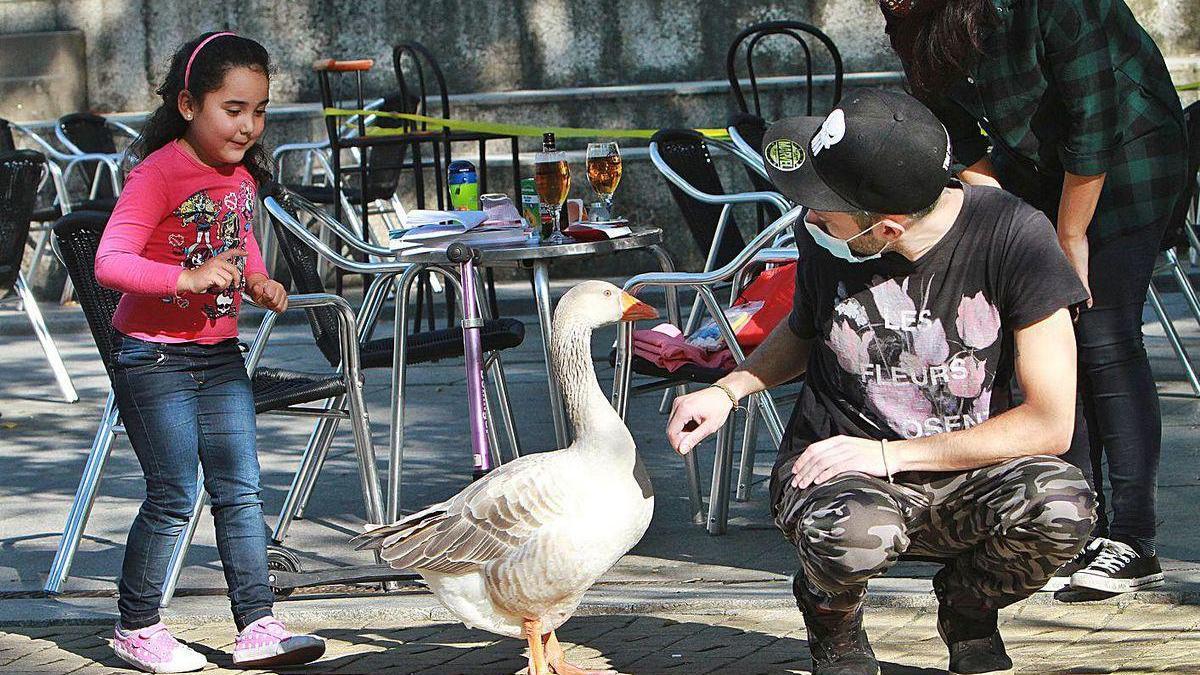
[633,324,735,373]
[731,262,796,349]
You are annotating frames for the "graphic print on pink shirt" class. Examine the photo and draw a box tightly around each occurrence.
[164,180,256,321]
[825,275,1002,439]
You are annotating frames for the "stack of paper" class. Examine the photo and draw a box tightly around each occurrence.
[388,207,528,253]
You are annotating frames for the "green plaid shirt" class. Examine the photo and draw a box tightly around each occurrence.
[920,0,1187,242]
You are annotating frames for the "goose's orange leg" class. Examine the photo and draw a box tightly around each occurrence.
[542,630,618,675]
[523,618,550,675]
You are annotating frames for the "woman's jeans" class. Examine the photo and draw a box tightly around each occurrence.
[1061,225,1166,551]
[111,335,273,631]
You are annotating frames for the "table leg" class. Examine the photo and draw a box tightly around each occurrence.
[389,264,424,523]
[531,261,569,447]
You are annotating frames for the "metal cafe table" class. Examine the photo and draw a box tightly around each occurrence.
[393,226,678,457]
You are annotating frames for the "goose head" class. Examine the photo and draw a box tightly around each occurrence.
[554,280,658,329]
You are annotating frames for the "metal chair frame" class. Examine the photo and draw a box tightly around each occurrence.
[3,119,106,298]
[54,113,132,201]
[613,207,804,534]
[726,20,844,118]
[0,150,77,402]
[263,191,523,527]
[43,217,384,605]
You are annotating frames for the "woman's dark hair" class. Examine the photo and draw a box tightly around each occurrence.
[883,0,999,93]
[129,32,274,185]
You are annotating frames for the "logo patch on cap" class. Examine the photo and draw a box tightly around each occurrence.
[765,138,806,172]
[811,109,846,156]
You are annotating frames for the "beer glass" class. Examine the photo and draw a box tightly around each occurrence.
[534,148,571,243]
[586,142,622,218]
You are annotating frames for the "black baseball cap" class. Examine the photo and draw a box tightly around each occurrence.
[762,90,952,214]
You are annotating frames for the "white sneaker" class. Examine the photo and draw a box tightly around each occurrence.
[111,622,207,673]
[232,616,325,667]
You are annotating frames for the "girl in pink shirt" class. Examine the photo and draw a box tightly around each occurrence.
[97,32,323,673]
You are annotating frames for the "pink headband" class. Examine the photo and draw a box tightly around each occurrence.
[184,32,236,90]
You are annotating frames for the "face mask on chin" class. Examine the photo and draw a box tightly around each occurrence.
[805,219,893,263]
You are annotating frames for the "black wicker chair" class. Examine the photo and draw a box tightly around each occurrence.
[43,210,386,601]
[55,112,132,202]
[0,149,77,402]
[263,184,526,535]
[726,20,844,118]
[650,129,754,270]
[1,117,114,294]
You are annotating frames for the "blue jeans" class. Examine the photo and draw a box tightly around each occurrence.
[111,335,273,631]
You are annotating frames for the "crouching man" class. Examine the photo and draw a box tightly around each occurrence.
[666,91,1096,675]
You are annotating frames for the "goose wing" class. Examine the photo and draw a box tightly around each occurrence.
[351,452,572,574]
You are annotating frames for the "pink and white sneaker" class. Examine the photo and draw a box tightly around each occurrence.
[232,616,325,668]
[111,622,207,673]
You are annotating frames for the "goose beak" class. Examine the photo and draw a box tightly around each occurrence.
[619,292,658,322]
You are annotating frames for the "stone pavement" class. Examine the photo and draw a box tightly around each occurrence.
[1,277,1199,673]
[4,601,1200,674]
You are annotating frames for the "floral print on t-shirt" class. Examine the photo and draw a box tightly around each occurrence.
[825,275,1002,439]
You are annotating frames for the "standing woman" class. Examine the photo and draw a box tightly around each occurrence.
[878,0,1188,594]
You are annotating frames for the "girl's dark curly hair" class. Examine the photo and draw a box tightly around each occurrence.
[129,32,274,185]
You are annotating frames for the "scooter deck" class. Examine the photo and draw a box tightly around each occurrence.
[269,564,421,590]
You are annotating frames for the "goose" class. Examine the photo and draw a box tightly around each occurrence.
[353,280,659,675]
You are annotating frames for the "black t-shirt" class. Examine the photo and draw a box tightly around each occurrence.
[770,185,1089,511]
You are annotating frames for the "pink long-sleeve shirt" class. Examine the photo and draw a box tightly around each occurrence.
[95,140,269,344]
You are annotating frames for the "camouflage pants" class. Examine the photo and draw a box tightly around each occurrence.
[774,456,1096,613]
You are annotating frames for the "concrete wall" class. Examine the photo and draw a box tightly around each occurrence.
[1,0,1195,115]
[2,0,1197,290]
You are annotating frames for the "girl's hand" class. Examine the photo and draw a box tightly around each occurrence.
[1057,233,1092,309]
[177,248,245,294]
[247,275,288,313]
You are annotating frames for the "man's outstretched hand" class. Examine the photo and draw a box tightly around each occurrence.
[666,387,734,456]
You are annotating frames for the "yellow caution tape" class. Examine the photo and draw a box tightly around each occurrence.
[323,108,731,141]
[1177,81,1200,92]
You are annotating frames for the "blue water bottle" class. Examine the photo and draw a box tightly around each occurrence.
[447,160,479,211]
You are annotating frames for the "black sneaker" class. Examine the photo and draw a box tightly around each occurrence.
[936,604,1014,675]
[1070,538,1164,593]
[792,572,880,675]
[1042,537,1106,591]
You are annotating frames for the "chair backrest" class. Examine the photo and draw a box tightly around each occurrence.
[51,211,123,374]
[261,184,344,366]
[1166,101,1200,250]
[58,112,120,199]
[58,112,119,154]
[392,41,452,131]
[359,93,416,201]
[0,149,46,294]
[312,59,414,221]
[651,129,748,268]
[726,20,844,118]
[727,111,775,188]
[0,119,16,153]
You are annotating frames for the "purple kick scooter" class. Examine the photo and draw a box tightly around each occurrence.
[446,242,496,480]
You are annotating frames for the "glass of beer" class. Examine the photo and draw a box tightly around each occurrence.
[534,147,571,243]
[586,142,622,218]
